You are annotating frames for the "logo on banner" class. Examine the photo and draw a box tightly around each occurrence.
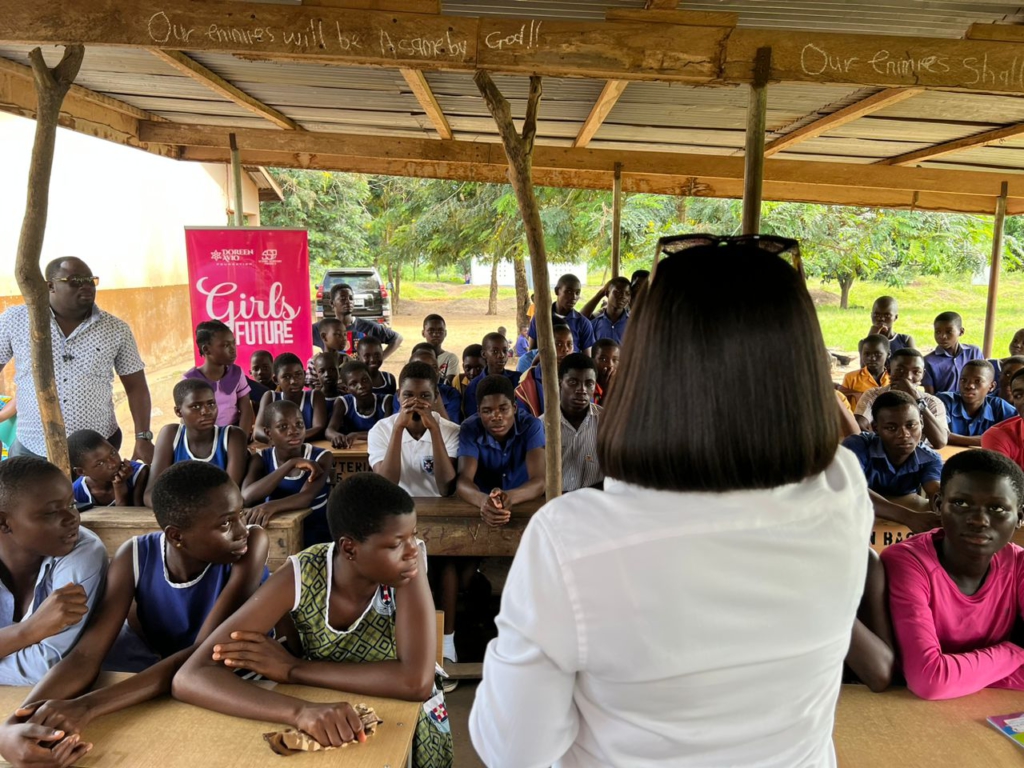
[260,249,281,265]
[210,248,253,263]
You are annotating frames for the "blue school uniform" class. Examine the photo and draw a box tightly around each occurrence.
[325,395,340,425]
[458,410,545,492]
[590,309,629,345]
[438,381,462,425]
[936,392,1017,436]
[887,333,913,355]
[338,393,392,433]
[463,370,523,419]
[246,376,270,409]
[72,461,146,506]
[923,344,983,393]
[373,371,397,398]
[172,424,231,471]
[528,303,596,352]
[273,391,314,429]
[259,444,331,546]
[841,432,943,497]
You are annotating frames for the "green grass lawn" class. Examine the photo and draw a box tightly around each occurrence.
[813,275,1024,355]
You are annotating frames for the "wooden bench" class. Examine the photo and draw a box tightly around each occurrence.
[80,507,311,572]
[250,439,372,481]
[413,496,543,557]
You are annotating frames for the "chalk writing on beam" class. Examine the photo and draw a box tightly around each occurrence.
[484,20,543,51]
[377,28,469,61]
[147,11,196,45]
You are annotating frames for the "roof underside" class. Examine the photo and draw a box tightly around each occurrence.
[6,1,1024,203]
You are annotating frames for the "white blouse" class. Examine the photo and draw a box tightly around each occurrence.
[470,447,873,768]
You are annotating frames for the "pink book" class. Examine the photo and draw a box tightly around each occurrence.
[988,712,1024,748]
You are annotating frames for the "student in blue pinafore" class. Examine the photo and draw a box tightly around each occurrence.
[242,399,334,546]
[254,353,328,443]
[19,461,269,739]
[69,429,149,507]
[311,350,345,425]
[326,360,393,448]
[145,380,248,507]
[174,473,453,768]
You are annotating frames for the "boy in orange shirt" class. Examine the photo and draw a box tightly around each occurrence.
[839,334,890,408]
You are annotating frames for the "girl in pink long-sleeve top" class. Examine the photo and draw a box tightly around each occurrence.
[882,448,1024,700]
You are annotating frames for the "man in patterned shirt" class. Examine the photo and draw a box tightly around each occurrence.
[0,257,154,462]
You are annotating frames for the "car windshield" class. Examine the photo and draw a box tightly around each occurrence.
[324,274,379,295]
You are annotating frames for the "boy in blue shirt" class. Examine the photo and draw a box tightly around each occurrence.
[527,273,596,355]
[514,324,575,417]
[588,276,631,345]
[869,296,915,354]
[457,374,546,525]
[463,333,522,419]
[842,390,943,533]
[936,359,1016,447]
[923,311,982,394]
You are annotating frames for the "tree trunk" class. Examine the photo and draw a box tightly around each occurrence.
[839,275,854,310]
[488,253,500,315]
[677,196,688,225]
[476,72,562,500]
[393,262,402,314]
[14,46,84,476]
[513,252,529,330]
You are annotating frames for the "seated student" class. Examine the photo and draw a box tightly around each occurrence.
[408,343,460,423]
[242,400,332,543]
[422,314,459,382]
[182,320,254,435]
[513,324,530,359]
[869,296,915,354]
[527,273,596,355]
[839,334,890,408]
[586,277,631,345]
[882,449,1024,700]
[923,311,982,395]
[855,348,949,449]
[1011,328,1024,358]
[0,458,107,685]
[246,349,274,412]
[146,380,248,506]
[998,355,1024,402]
[68,429,149,508]
[305,317,349,388]
[312,350,344,422]
[452,344,484,402]
[464,334,522,419]
[326,361,393,448]
[457,374,545,521]
[843,549,894,692]
[558,354,603,493]
[369,362,459,498]
[936,359,1016,447]
[17,462,268,737]
[983,368,1024,470]
[358,337,397,399]
[255,353,328,444]
[172,473,454,767]
[591,338,620,406]
[842,390,943,533]
[514,325,575,417]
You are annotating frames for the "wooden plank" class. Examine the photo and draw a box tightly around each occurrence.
[879,121,1024,166]
[148,48,301,130]
[605,9,738,27]
[399,68,451,139]
[304,0,440,12]
[764,87,923,157]
[644,0,680,9]
[573,79,628,148]
[965,23,1024,44]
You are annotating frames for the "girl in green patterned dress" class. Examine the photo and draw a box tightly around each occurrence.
[174,473,454,767]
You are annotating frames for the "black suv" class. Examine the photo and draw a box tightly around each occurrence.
[316,268,391,324]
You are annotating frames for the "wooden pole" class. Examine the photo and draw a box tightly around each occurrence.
[229,132,244,226]
[742,47,772,235]
[983,181,1009,359]
[611,162,622,278]
[475,72,562,500]
[14,45,84,475]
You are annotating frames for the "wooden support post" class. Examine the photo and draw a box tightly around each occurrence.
[983,181,1009,359]
[611,162,622,278]
[229,132,244,227]
[742,47,771,236]
[474,72,561,500]
[14,45,84,475]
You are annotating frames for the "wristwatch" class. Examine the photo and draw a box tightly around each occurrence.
[916,399,928,414]
[136,431,154,441]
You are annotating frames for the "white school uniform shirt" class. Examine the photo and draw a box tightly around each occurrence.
[470,447,873,768]
[367,414,460,497]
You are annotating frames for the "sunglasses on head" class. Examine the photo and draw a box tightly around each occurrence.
[652,233,804,281]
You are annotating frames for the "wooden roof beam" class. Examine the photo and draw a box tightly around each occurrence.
[399,68,451,139]
[764,87,922,158]
[573,79,627,149]
[879,121,1024,166]
[148,48,302,130]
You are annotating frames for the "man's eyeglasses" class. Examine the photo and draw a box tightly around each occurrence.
[652,234,804,281]
[53,276,100,288]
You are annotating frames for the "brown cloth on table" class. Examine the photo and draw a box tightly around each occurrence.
[263,704,383,756]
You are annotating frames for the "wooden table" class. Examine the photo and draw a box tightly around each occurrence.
[834,685,1024,766]
[0,675,419,768]
[937,444,971,461]
[310,439,371,479]
[414,496,543,557]
[80,507,311,572]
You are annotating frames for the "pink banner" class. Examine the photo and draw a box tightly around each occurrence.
[184,228,311,368]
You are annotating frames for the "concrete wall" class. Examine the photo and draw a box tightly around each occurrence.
[0,112,263,394]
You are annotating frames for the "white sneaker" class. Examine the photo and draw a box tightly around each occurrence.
[442,659,459,693]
